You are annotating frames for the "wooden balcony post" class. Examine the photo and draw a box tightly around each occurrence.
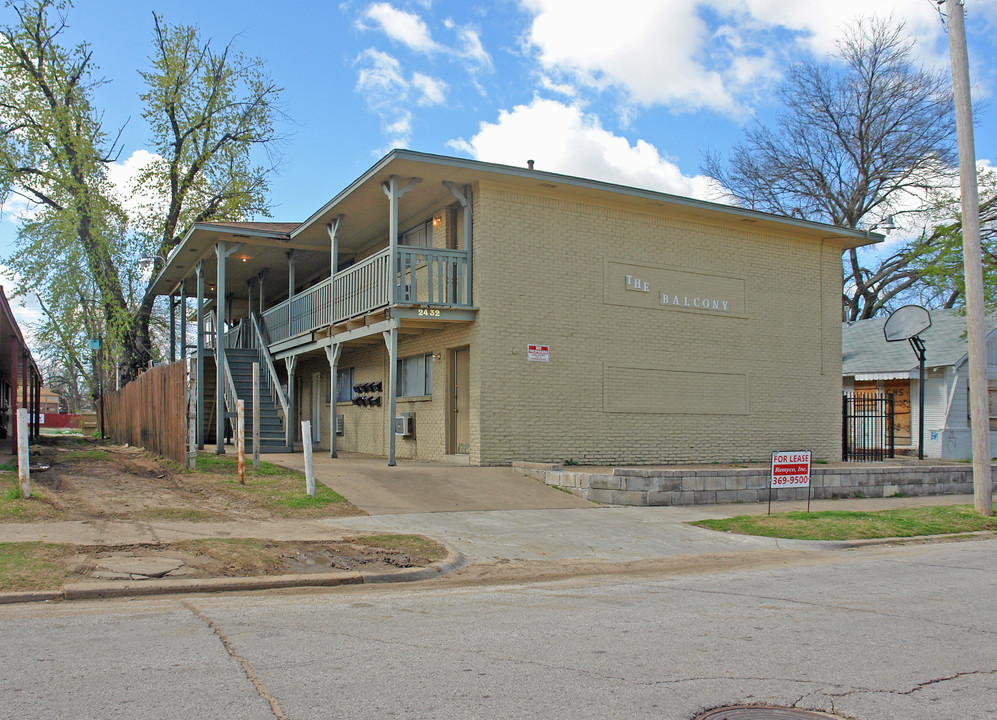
[383,327,397,466]
[287,249,296,300]
[382,175,421,305]
[195,260,205,449]
[444,181,473,305]
[169,294,176,362]
[180,281,188,359]
[326,214,343,277]
[285,355,298,449]
[215,240,227,455]
[9,336,17,455]
[325,344,341,458]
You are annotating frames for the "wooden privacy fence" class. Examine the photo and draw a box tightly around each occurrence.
[103,361,187,463]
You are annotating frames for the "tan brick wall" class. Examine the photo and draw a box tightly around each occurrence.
[290,179,845,467]
[471,182,845,465]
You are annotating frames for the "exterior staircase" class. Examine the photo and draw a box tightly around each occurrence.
[202,349,290,453]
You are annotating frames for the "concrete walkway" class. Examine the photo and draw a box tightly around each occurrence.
[320,493,986,563]
[261,453,595,514]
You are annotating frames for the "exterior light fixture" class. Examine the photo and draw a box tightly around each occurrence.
[432,214,442,227]
[869,215,896,233]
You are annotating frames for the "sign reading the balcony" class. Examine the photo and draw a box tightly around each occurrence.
[770,451,811,488]
[527,344,550,362]
[605,260,746,317]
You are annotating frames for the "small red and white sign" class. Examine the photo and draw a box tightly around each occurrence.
[771,451,811,488]
[527,344,550,362]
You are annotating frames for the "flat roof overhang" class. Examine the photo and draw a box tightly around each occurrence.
[294,149,884,251]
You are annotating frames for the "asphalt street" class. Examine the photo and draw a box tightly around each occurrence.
[2,538,994,719]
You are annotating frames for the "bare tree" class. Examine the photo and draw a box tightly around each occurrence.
[703,17,957,320]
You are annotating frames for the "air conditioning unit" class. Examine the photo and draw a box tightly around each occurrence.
[395,413,414,437]
[335,414,344,436]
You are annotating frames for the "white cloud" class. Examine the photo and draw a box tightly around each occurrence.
[0,265,45,347]
[362,3,442,54]
[449,98,720,200]
[519,0,957,113]
[106,149,163,220]
[412,72,448,106]
[355,49,447,145]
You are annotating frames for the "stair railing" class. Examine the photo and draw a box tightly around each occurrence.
[250,313,290,419]
[221,350,238,421]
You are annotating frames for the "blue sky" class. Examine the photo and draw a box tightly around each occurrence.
[2,0,997,327]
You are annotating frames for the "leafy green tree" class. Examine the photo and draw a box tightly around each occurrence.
[906,169,997,309]
[703,17,957,320]
[0,1,282,383]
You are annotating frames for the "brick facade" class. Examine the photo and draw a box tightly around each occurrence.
[294,175,848,466]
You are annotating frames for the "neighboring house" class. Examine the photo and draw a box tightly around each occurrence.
[149,150,875,466]
[0,286,44,449]
[842,309,997,459]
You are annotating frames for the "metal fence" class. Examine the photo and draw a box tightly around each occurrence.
[103,361,188,464]
[842,392,895,462]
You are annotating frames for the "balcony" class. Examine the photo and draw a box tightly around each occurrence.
[260,245,472,346]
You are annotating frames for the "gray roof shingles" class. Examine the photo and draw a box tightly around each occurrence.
[842,309,997,376]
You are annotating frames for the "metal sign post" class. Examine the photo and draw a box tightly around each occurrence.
[770,451,812,514]
[884,306,931,461]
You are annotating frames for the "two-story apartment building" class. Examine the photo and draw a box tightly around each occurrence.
[149,150,876,466]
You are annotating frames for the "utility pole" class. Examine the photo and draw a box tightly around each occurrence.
[945,0,992,514]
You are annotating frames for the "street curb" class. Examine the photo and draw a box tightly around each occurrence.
[362,547,466,583]
[840,530,997,548]
[0,590,63,605]
[0,548,467,605]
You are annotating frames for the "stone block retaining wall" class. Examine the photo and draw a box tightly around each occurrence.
[513,462,985,506]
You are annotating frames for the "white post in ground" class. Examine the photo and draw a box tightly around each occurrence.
[252,362,261,471]
[301,420,315,497]
[237,399,246,485]
[16,407,29,498]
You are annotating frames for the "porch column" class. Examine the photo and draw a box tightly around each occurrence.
[33,369,40,439]
[284,355,297,449]
[383,327,397,466]
[195,261,205,449]
[169,294,176,362]
[22,348,28,432]
[215,241,227,455]
[287,250,296,300]
[444,181,474,305]
[246,278,255,322]
[9,337,17,454]
[382,176,421,303]
[180,281,188,359]
[326,215,344,277]
[325,344,341,458]
[257,269,267,315]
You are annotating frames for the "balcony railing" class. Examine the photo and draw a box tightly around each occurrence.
[261,245,470,345]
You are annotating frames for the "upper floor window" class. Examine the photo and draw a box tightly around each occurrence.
[400,220,431,248]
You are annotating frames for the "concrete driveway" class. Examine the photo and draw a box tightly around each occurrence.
[260,453,595,514]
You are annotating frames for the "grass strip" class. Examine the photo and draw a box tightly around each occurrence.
[353,534,448,560]
[692,504,997,540]
[0,542,71,591]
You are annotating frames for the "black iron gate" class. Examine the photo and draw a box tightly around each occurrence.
[842,393,895,461]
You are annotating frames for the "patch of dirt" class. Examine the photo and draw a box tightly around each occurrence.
[59,539,438,583]
[3,436,364,523]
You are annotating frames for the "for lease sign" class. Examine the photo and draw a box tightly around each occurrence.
[771,451,811,488]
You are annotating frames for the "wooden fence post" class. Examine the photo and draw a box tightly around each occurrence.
[237,399,246,485]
